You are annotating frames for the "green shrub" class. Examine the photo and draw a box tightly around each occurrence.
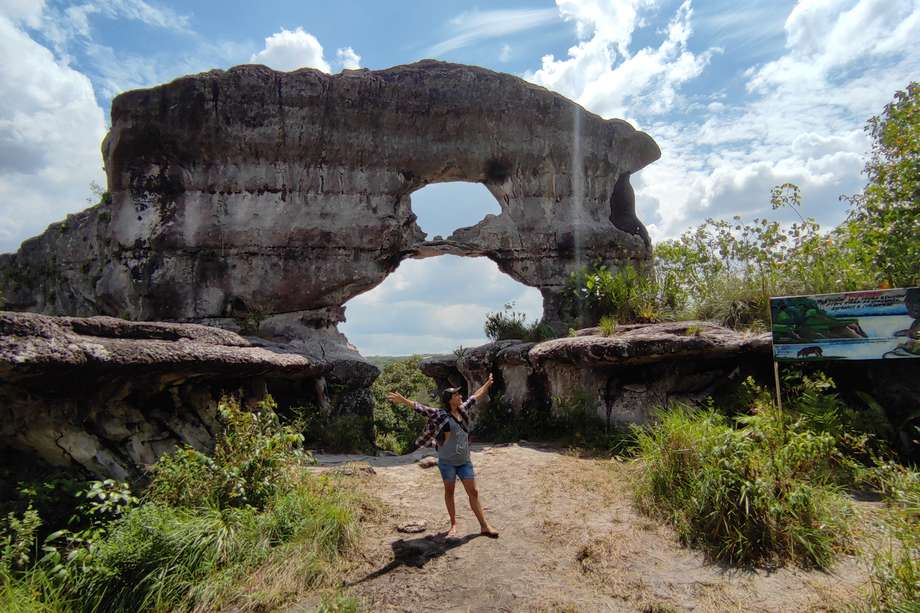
[472,393,524,443]
[371,356,436,454]
[148,395,307,509]
[1,507,41,573]
[295,408,374,453]
[633,400,854,568]
[474,389,637,455]
[484,302,555,342]
[563,262,673,327]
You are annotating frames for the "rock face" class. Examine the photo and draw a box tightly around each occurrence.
[0,311,339,478]
[0,60,659,334]
[421,322,772,427]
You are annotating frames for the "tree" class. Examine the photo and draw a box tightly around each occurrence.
[844,82,919,287]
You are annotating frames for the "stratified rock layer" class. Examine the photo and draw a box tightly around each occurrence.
[0,312,331,477]
[421,322,773,426]
[0,60,659,332]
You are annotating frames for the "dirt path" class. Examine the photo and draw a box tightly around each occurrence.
[307,443,877,612]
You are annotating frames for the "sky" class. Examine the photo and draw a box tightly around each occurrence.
[0,0,917,355]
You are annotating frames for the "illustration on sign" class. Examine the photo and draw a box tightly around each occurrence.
[770,287,920,361]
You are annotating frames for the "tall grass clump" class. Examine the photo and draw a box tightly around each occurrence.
[484,302,555,342]
[64,474,359,612]
[861,461,919,610]
[633,387,854,567]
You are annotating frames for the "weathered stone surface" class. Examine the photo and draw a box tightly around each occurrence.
[0,312,322,380]
[528,321,772,366]
[0,311,334,477]
[421,322,772,426]
[419,354,466,392]
[0,60,659,335]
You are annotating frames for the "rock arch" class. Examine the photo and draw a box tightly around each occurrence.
[0,60,660,343]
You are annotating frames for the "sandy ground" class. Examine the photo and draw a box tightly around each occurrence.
[300,443,879,612]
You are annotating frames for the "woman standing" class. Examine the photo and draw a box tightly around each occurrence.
[387,374,499,539]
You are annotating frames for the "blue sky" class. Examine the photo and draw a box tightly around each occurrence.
[1,0,918,355]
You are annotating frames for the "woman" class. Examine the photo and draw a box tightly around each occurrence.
[387,374,499,539]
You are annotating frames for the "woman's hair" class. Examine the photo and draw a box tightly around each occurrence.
[440,388,458,408]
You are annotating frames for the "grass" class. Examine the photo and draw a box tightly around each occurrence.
[861,461,920,611]
[61,472,361,612]
[632,402,854,568]
[0,396,370,612]
[598,315,617,337]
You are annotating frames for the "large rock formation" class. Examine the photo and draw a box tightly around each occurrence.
[0,61,662,472]
[421,322,773,427]
[0,60,659,335]
[0,311,341,478]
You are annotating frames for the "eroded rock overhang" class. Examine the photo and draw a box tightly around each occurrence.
[0,60,660,336]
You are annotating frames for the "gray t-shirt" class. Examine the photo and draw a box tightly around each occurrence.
[438,414,471,465]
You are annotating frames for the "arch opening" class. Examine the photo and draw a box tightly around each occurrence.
[339,255,543,357]
[410,182,502,241]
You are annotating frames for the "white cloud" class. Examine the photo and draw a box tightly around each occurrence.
[747,0,919,95]
[336,46,361,70]
[0,0,45,27]
[250,27,331,73]
[556,0,657,54]
[526,0,717,118]
[0,12,106,253]
[36,0,191,54]
[520,0,917,241]
[341,256,543,356]
[499,43,512,62]
[426,8,559,57]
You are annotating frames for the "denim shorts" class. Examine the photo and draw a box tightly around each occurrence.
[437,460,475,481]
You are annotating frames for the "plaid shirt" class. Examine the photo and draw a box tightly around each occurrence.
[412,397,478,449]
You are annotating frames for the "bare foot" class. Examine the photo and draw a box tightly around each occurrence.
[480,525,499,539]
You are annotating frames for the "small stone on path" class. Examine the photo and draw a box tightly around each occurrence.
[397,520,427,533]
[417,456,438,468]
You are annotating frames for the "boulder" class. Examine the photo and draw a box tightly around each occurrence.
[0,311,334,478]
[423,322,773,427]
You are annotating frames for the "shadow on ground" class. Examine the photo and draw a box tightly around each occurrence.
[348,533,481,586]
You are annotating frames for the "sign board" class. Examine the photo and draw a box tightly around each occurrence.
[770,287,920,361]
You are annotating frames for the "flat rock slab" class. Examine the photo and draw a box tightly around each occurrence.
[528,321,772,366]
[0,311,325,383]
